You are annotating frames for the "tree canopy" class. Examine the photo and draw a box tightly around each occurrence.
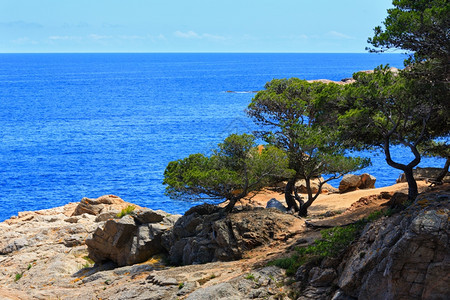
[163,133,292,212]
[339,66,448,199]
[247,78,368,216]
[367,0,449,64]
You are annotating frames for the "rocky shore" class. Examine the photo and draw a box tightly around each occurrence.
[0,181,449,300]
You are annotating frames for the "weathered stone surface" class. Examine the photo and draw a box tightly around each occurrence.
[162,205,303,265]
[339,174,376,193]
[185,266,287,300]
[72,195,138,216]
[296,177,338,194]
[0,238,28,254]
[308,267,337,287]
[397,167,450,183]
[336,188,450,299]
[359,173,376,189]
[339,174,362,193]
[132,208,168,224]
[266,198,287,212]
[86,209,180,266]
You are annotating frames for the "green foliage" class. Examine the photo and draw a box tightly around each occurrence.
[82,256,95,265]
[178,282,184,289]
[163,133,293,211]
[247,78,368,214]
[116,205,136,218]
[81,262,91,269]
[245,273,256,280]
[366,210,384,222]
[367,0,450,64]
[14,273,23,282]
[339,66,448,200]
[269,224,362,276]
[27,263,32,270]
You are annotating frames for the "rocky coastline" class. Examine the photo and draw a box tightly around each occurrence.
[0,178,449,299]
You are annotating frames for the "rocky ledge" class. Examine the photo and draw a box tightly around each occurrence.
[0,184,448,300]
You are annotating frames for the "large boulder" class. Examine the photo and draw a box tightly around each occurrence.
[295,177,338,194]
[339,174,376,193]
[397,167,450,183]
[359,173,376,189]
[339,174,362,193]
[72,195,140,216]
[162,204,303,265]
[86,208,180,266]
[294,185,450,300]
[336,188,450,299]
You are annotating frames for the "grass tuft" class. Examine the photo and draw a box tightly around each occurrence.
[116,205,136,218]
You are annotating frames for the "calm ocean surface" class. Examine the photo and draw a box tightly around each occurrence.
[0,53,444,221]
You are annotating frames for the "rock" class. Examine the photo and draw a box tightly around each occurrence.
[162,205,303,265]
[266,198,287,212]
[186,282,241,300]
[397,167,450,183]
[308,267,337,287]
[0,238,28,254]
[339,174,376,193]
[336,188,450,299]
[359,173,376,189]
[277,178,338,194]
[339,174,362,193]
[382,192,409,209]
[146,274,178,286]
[86,209,179,266]
[132,208,168,224]
[72,195,137,216]
[95,210,119,222]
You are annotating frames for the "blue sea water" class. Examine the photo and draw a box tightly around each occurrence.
[0,53,445,221]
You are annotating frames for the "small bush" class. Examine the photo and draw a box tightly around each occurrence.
[117,205,136,218]
[269,224,361,276]
[14,273,22,282]
[245,273,256,280]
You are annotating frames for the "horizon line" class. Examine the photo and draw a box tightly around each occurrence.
[0,51,407,55]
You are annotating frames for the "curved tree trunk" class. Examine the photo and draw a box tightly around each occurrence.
[298,177,314,217]
[285,178,299,211]
[435,157,450,183]
[384,137,421,202]
[404,167,419,201]
[225,197,238,213]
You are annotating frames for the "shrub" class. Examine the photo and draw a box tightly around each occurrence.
[116,205,136,218]
[269,224,361,276]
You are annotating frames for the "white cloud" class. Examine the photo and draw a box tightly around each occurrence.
[174,30,201,39]
[0,21,43,29]
[48,35,82,41]
[174,30,226,41]
[12,37,38,45]
[327,31,354,40]
[282,34,310,40]
[88,34,112,40]
[118,35,146,40]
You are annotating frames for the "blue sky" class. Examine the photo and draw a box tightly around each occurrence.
[0,0,393,53]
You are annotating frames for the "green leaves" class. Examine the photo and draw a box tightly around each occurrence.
[163,134,292,210]
[368,0,449,63]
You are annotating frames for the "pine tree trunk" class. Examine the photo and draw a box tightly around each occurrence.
[435,157,450,183]
[298,178,314,217]
[404,167,418,201]
[285,179,299,211]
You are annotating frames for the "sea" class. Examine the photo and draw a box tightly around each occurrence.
[0,53,445,221]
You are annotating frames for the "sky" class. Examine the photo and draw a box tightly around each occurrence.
[0,0,394,53]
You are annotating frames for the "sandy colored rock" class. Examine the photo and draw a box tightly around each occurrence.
[339,174,362,193]
[72,194,140,216]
